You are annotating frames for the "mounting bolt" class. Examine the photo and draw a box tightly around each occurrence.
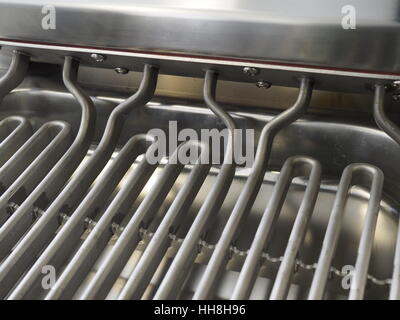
[243,66,259,77]
[114,67,129,74]
[393,94,400,101]
[392,80,400,101]
[393,80,400,89]
[256,81,271,89]
[90,53,106,62]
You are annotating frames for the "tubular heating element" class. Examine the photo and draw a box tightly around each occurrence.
[116,70,235,300]
[0,56,95,297]
[0,120,71,226]
[76,140,210,301]
[308,164,384,300]
[0,116,32,167]
[0,51,29,101]
[4,63,158,299]
[373,85,400,300]
[0,47,398,300]
[45,140,209,300]
[231,156,321,300]
[0,52,74,260]
[154,69,237,300]
[190,77,313,300]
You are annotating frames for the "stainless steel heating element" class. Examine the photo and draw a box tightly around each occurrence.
[0,0,399,300]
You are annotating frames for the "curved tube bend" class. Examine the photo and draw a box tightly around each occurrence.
[373,84,400,146]
[153,70,237,299]
[0,51,30,102]
[192,77,313,299]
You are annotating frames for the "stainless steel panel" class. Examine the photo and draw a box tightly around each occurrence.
[1,43,400,94]
[0,0,399,74]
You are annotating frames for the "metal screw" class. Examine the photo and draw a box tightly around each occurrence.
[243,66,259,77]
[256,81,271,89]
[114,67,129,74]
[393,80,400,89]
[393,94,400,101]
[90,53,106,62]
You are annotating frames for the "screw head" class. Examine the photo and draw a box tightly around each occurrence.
[243,66,259,77]
[393,94,400,101]
[256,81,271,89]
[90,53,106,62]
[114,67,129,74]
[393,80,400,89]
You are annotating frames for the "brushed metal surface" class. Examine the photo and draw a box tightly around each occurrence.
[1,43,399,94]
[0,0,399,73]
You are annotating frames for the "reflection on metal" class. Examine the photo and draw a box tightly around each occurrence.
[391,218,400,299]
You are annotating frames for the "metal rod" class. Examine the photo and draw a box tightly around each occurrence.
[0,121,65,191]
[0,51,30,102]
[373,85,400,300]
[0,116,32,167]
[117,142,210,300]
[154,69,237,299]
[43,139,158,300]
[0,62,157,298]
[10,134,157,299]
[373,84,400,145]
[79,140,208,300]
[269,157,321,299]
[231,156,321,300]
[308,163,383,300]
[0,51,32,166]
[190,77,313,300]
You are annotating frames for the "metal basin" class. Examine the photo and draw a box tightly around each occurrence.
[1,81,399,300]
